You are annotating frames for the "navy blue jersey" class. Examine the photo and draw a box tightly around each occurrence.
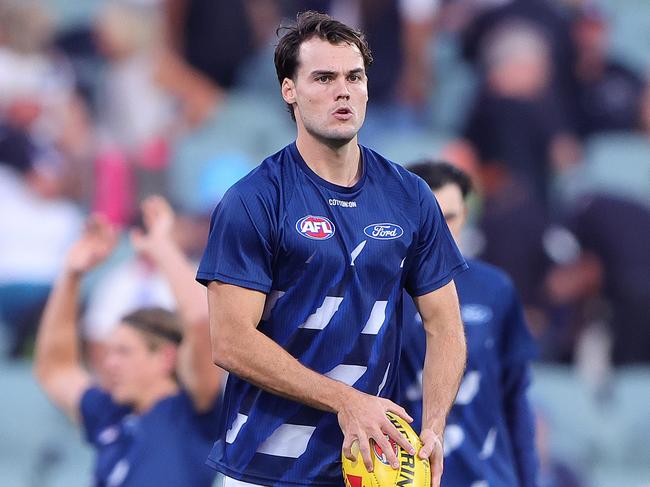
[400,259,539,487]
[80,387,220,487]
[197,142,466,486]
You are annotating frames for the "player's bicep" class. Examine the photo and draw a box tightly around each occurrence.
[207,281,267,366]
[39,367,91,423]
[413,280,462,335]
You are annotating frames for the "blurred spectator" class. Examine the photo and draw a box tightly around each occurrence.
[463,20,579,203]
[0,0,77,144]
[0,0,92,203]
[158,0,261,127]
[93,0,176,226]
[0,124,83,358]
[639,80,650,135]
[569,5,645,138]
[458,0,577,124]
[164,0,253,90]
[546,194,650,365]
[458,21,578,335]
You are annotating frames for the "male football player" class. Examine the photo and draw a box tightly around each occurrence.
[399,161,539,487]
[197,11,468,487]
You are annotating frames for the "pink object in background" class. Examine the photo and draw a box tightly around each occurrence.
[137,136,169,171]
[93,148,135,228]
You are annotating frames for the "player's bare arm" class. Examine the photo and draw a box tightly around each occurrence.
[413,280,466,486]
[208,281,415,473]
[33,216,118,422]
[131,196,223,412]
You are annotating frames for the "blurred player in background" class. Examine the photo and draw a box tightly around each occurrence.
[34,196,223,486]
[399,161,539,487]
[197,10,467,487]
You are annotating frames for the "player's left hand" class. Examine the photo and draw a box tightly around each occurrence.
[418,428,444,486]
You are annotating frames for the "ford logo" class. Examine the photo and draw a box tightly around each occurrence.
[363,223,404,240]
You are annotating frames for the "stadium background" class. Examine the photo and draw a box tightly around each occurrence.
[0,0,648,485]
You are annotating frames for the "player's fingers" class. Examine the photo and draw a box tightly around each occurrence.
[418,436,433,459]
[384,401,414,423]
[430,444,444,486]
[357,432,374,472]
[372,433,399,469]
[342,436,356,461]
[418,430,441,459]
[93,214,117,249]
[383,420,415,455]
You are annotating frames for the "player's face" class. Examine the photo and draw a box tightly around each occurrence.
[103,324,171,405]
[282,37,368,146]
[433,183,467,245]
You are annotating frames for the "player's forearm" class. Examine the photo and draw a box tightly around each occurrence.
[421,317,466,435]
[34,270,83,380]
[212,324,350,413]
[146,240,208,327]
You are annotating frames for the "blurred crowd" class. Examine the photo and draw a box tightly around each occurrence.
[0,0,649,380]
[0,1,649,486]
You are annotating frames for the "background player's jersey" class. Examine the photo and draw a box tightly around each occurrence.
[197,142,466,486]
[80,387,220,487]
[400,259,539,487]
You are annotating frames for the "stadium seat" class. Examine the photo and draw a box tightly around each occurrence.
[369,130,452,166]
[428,32,479,133]
[556,132,650,209]
[531,364,650,486]
[0,359,92,487]
[605,0,650,72]
[168,91,295,213]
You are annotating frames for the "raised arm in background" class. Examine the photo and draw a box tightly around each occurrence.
[131,195,222,412]
[34,216,118,421]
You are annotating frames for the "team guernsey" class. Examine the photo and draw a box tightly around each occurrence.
[196,142,467,486]
[80,387,220,487]
[400,259,539,487]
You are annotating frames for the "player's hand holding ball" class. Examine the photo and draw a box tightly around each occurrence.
[418,428,444,486]
[341,412,431,487]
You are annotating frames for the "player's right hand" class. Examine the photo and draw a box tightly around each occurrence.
[65,214,117,276]
[337,389,415,473]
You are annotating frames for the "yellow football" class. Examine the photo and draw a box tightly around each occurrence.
[341,412,431,487]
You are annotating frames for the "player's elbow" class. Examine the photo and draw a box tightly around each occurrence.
[33,359,61,397]
[210,335,236,371]
[33,346,54,387]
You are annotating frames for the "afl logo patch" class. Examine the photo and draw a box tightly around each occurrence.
[296,215,335,240]
[364,223,404,240]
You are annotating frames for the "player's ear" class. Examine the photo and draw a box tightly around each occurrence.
[281,78,296,105]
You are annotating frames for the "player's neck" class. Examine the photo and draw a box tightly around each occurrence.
[132,378,179,413]
[296,135,362,188]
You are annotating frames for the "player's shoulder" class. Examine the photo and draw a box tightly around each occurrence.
[466,259,514,291]
[361,145,425,193]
